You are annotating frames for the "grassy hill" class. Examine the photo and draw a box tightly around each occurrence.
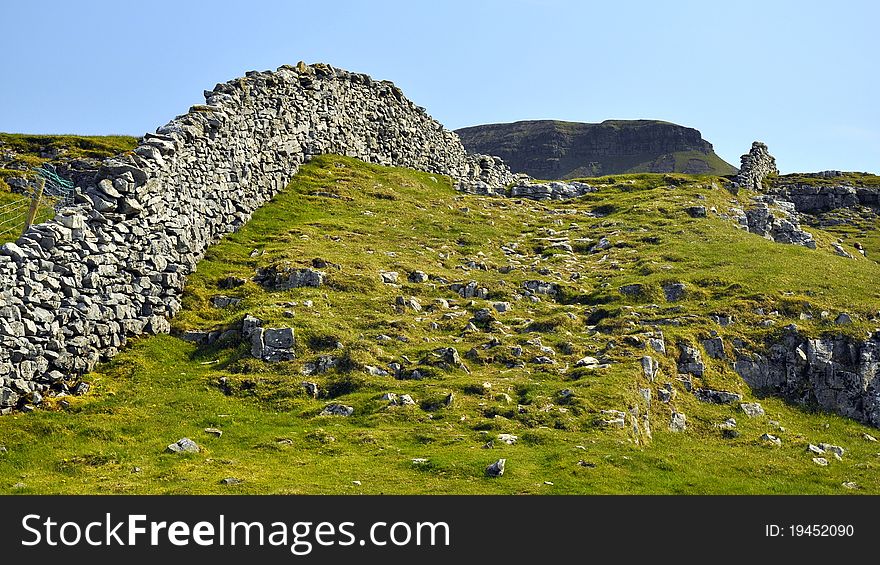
[456,120,738,179]
[2,155,880,494]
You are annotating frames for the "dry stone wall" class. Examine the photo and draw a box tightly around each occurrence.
[0,62,516,411]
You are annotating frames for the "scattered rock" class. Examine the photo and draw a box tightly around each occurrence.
[648,335,666,355]
[701,337,725,359]
[832,243,854,259]
[302,355,339,376]
[669,412,687,432]
[863,433,877,442]
[819,443,845,458]
[166,438,200,454]
[662,282,686,302]
[497,434,518,445]
[302,381,319,398]
[842,481,859,489]
[601,409,627,428]
[254,265,324,290]
[204,427,223,437]
[408,271,429,283]
[677,342,704,377]
[834,312,852,325]
[220,477,243,485]
[813,457,829,467]
[485,458,506,477]
[657,384,675,403]
[685,206,707,218]
[761,433,782,446]
[250,327,296,362]
[740,403,765,417]
[640,355,658,381]
[380,271,399,284]
[576,356,602,368]
[619,283,644,297]
[694,388,742,405]
[395,295,422,311]
[320,404,354,417]
[210,295,242,308]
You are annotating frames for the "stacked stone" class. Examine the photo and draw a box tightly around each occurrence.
[0,62,515,411]
[733,141,778,191]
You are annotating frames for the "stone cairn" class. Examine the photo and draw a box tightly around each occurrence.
[0,62,517,413]
[733,141,778,191]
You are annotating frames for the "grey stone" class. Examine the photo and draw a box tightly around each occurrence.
[677,342,704,377]
[818,443,845,458]
[619,284,644,297]
[761,433,782,446]
[166,437,200,454]
[640,356,658,381]
[220,477,243,485]
[740,402,765,417]
[685,206,707,218]
[320,403,354,417]
[575,356,601,368]
[407,271,429,283]
[254,265,324,290]
[662,282,687,302]
[701,337,725,359]
[485,458,506,477]
[302,381,319,398]
[694,388,742,404]
[379,271,399,284]
[669,412,687,432]
[302,355,338,376]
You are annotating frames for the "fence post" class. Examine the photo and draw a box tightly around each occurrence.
[23,177,45,235]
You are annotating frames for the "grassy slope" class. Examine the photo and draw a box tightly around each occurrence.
[2,156,880,494]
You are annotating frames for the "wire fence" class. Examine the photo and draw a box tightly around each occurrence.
[0,165,74,242]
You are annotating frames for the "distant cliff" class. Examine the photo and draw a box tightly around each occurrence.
[456,119,737,179]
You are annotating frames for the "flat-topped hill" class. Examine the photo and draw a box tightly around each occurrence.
[456,119,737,179]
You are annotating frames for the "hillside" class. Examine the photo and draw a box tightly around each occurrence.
[3,155,880,494]
[456,120,737,179]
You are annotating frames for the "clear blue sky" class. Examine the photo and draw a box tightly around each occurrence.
[1,0,876,173]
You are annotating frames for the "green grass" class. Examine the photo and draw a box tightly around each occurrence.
[2,155,880,494]
[775,172,880,188]
[0,133,139,192]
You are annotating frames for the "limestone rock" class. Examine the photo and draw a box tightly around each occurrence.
[320,404,354,417]
[485,458,506,477]
[166,437,200,454]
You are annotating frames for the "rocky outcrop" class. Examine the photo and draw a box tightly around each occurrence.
[0,62,516,410]
[734,329,880,428]
[456,119,737,179]
[461,178,597,200]
[734,141,778,191]
[736,196,817,248]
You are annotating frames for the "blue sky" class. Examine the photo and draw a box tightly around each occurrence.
[1,0,876,173]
